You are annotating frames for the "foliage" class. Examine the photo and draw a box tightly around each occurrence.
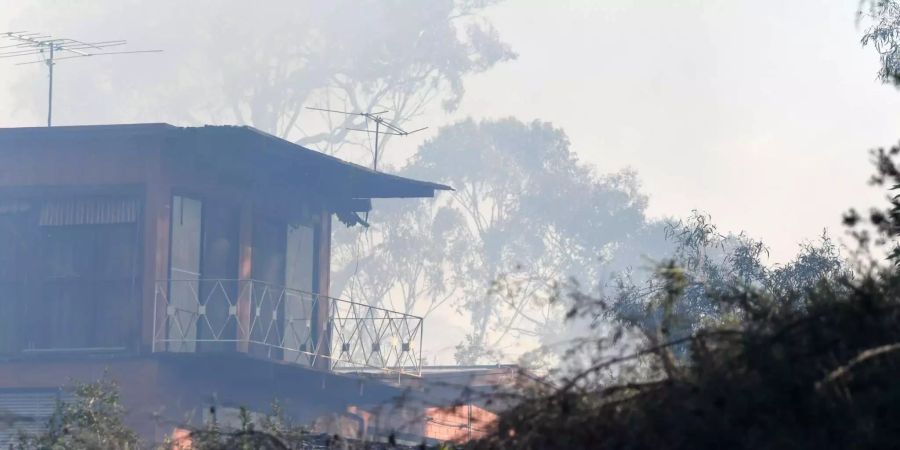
[15,386,434,450]
[470,263,900,450]
[171,402,415,450]
[843,142,900,264]
[858,2,900,263]
[14,377,139,450]
[11,0,514,159]
[333,118,652,365]
[414,118,647,366]
[861,0,900,86]
[465,15,900,443]
[608,211,848,354]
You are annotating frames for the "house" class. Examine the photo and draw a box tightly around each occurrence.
[0,123,453,444]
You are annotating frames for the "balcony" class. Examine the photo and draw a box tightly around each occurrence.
[153,279,423,376]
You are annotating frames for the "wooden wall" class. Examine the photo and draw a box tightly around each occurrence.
[0,134,336,361]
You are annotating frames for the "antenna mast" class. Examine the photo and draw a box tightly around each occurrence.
[306,106,427,172]
[0,31,161,126]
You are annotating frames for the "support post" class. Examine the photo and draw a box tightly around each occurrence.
[46,45,54,127]
[373,120,380,171]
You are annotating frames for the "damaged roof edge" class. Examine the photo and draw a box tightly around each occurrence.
[231,125,453,198]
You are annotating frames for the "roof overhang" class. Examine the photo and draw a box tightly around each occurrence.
[0,123,453,200]
[185,125,452,199]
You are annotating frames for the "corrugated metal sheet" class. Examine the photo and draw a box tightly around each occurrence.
[0,390,66,447]
[39,197,138,226]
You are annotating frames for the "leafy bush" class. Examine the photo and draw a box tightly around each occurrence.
[14,377,139,450]
[470,267,900,450]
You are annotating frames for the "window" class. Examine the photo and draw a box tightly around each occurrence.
[167,196,239,352]
[167,196,203,352]
[30,197,141,351]
[250,216,287,357]
[198,201,239,351]
[286,223,315,293]
[251,216,317,361]
[34,223,139,350]
[163,196,316,359]
[0,200,31,353]
[283,222,316,361]
[170,196,203,281]
[0,195,143,353]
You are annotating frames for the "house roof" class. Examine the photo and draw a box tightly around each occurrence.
[0,123,452,199]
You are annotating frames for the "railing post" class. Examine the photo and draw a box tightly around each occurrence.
[312,293,332,371]
[418,318,424,376]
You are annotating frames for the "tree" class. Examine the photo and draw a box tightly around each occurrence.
[9,0,514,161]
[332,118,652,365]
[852,0,900,263]
[861,0,900,87]
[466,128,900,448]
[466,149,897,450]
[605,211,848,365]
[467,8,900,446]
[331,197,472,320]
[471,264,900,450]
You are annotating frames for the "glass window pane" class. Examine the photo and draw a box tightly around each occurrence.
[168,195,202,352]
[34,223,138,351]
[283,222,316,364]
[170,196,203,280]
[198,202,239,350]
[285,223,314,293]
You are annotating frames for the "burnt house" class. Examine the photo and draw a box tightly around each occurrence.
[0,123,450,443]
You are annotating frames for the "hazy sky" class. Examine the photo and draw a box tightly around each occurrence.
[444,0,900,264]
[2,0,899,264]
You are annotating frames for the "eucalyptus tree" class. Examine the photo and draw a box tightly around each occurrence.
[861,0,900,86]
[333,118,652,365]
[605,211,848,360]
[852,0,900,264]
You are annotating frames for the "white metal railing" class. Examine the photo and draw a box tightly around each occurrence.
[152,279,423,376]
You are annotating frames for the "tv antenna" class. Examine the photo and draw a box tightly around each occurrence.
[306,106,427,172]
[0,31,162,127]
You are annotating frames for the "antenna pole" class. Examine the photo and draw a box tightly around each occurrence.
[0,31,161,127]
[46,44,54,127]
[305,106,427,172]
[373,120,380,171]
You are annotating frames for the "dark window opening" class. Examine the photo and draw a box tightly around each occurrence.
[0,201,31,353]
[0,196,142,354]
[33,223,139,351]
